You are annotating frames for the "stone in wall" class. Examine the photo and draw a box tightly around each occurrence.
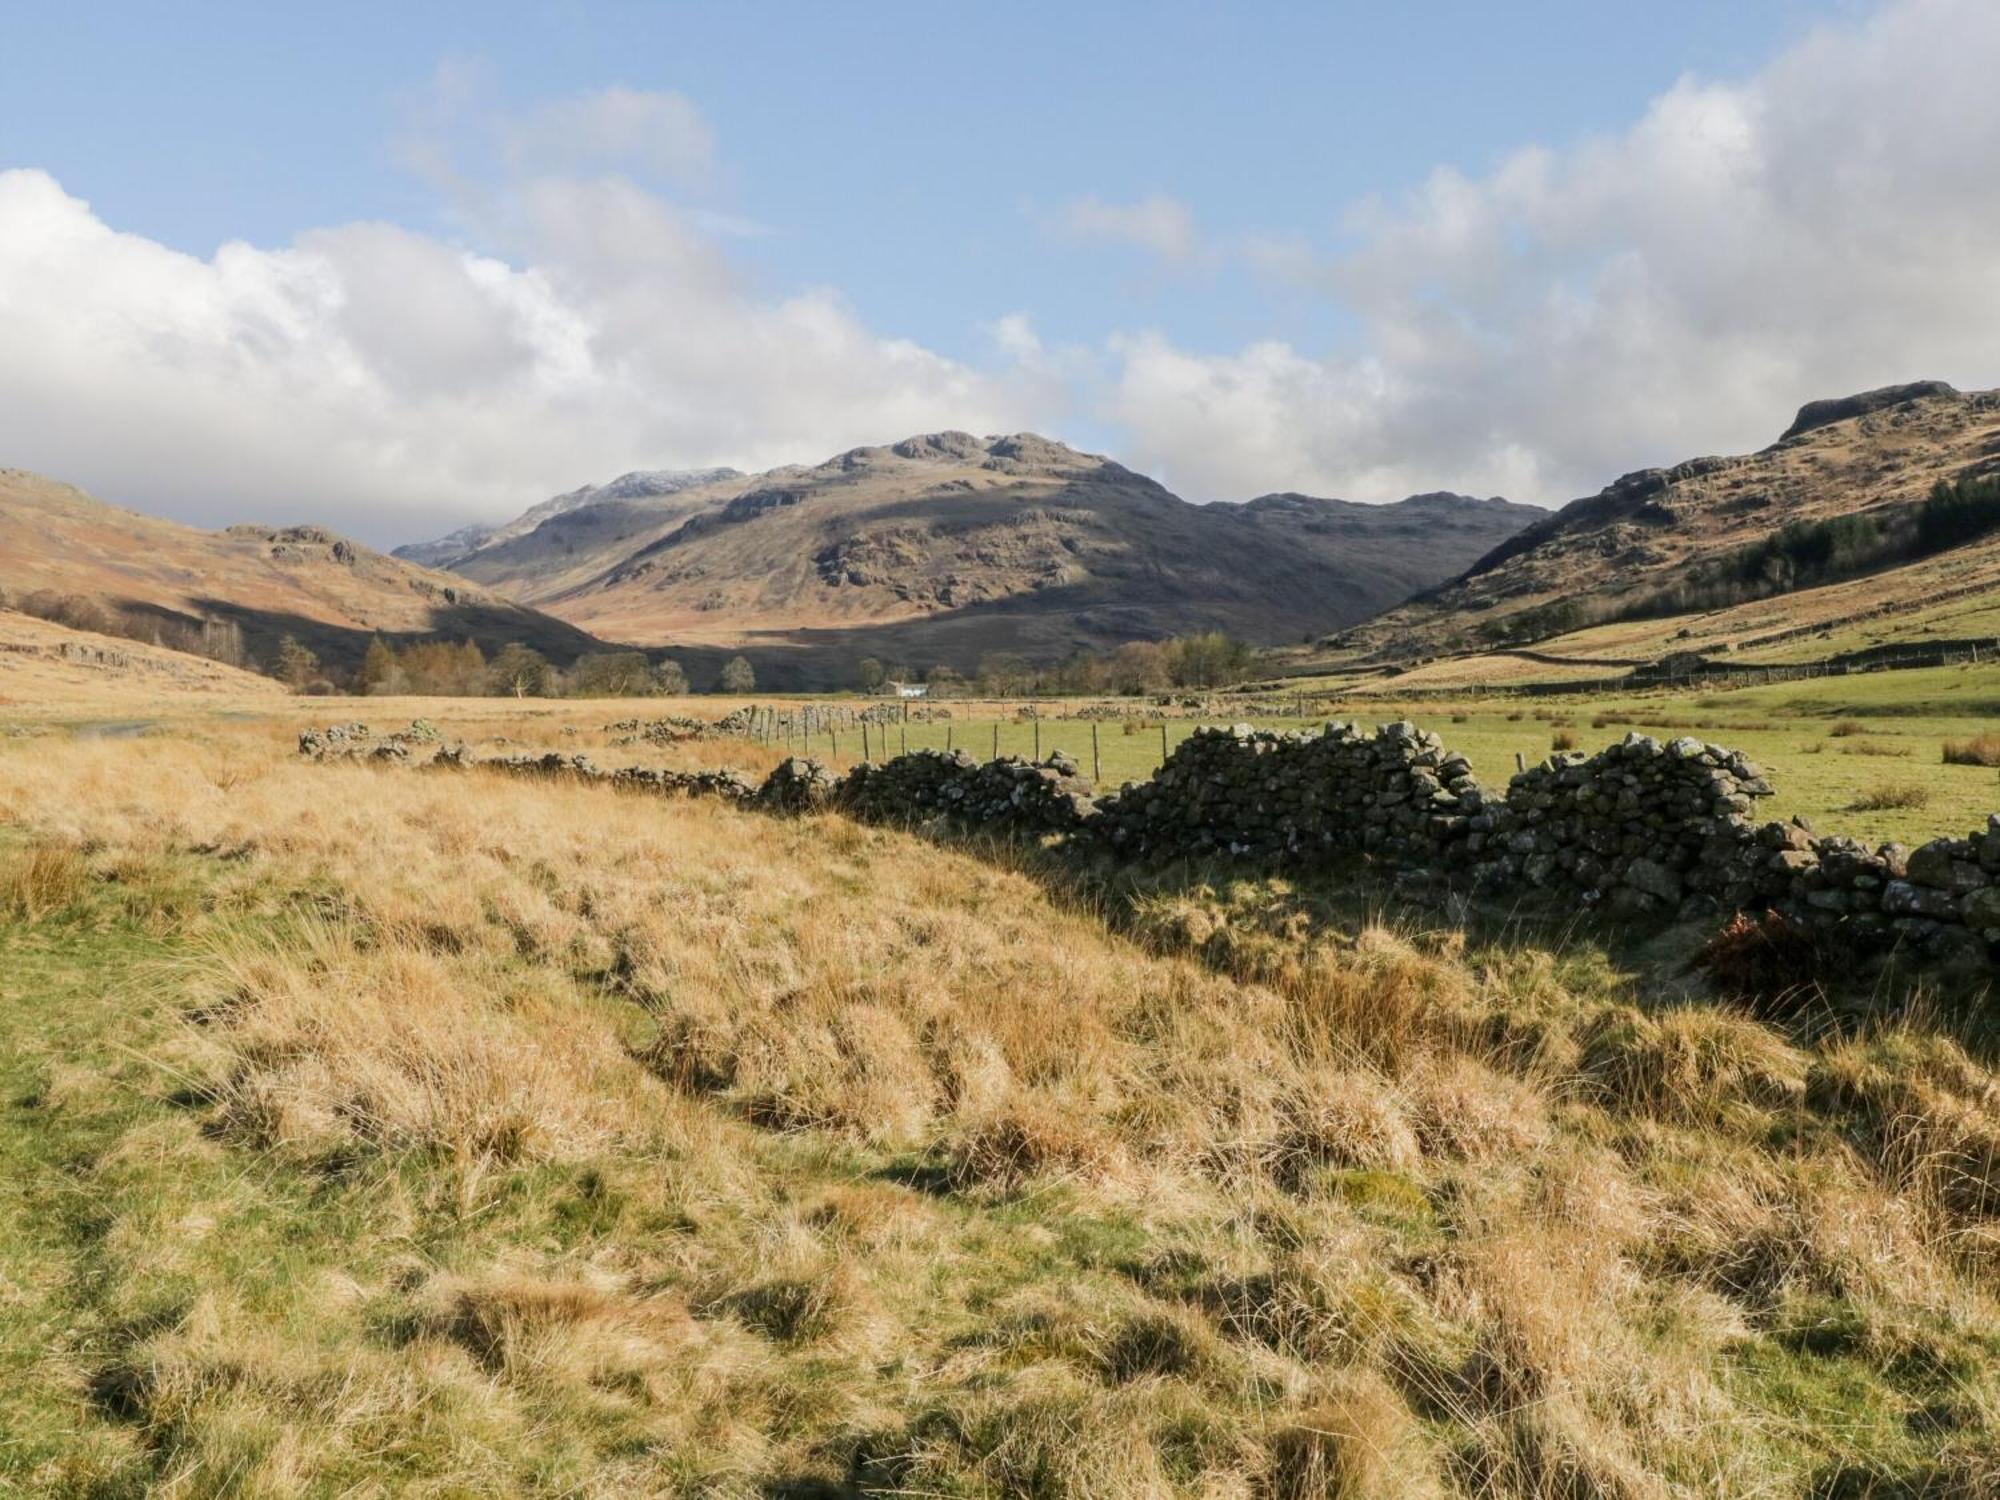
[754,756,841,814]
[837,748,1094,835]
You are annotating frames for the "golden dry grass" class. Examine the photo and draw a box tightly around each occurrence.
[4,720,2000,1496]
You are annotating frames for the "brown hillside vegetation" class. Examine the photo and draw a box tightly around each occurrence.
[0,610,282,707]
[6,720,2000,1495]
[1340,382,2000,667]
[0,468,612,674]
[417,433,1544,678]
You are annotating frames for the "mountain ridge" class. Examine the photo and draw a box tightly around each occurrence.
[399,432,1546,682]
[1331,380,2000,664]
[394,466,742,570]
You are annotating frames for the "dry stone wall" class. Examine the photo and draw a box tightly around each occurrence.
[838,748,1094,835]
[1091,721,1483,865]
[304,718,2000,971]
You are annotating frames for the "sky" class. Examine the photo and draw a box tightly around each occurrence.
[4,0,1998,546]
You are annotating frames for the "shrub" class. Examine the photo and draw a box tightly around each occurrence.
[1943,732,2000,767]
[1550,729,1578,752]
[1693,910,1845,1016]
[1846,783,1930,812]
[717,656,756,694]
[1828,719,1867,738]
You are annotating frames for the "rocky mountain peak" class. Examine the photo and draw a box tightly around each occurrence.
[1780,380,1960,442]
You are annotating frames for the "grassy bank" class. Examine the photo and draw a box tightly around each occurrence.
[4,723,2000,1495]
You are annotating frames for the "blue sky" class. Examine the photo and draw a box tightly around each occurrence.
[9,2,1831,359]
[4,0,1996,542]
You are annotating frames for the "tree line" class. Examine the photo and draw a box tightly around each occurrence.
[853,632,1260,697]
[3,581,1264,699]
[1464,474,2000,650]
[337,638,756,698]
[1613,474,2000,627]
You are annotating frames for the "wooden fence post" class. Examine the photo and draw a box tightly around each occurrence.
[991,724,999,761]
[1161,722,1169,766]
[1033,718,1040,761]
[1092,722,1101,783]
[862,721,871,762]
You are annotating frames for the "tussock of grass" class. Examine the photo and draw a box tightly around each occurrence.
[1846,782,1931,812]
[1265,1368,1431,1498]
[0,835,91,921]
[3,725,2000,1495]
[1943,730,2000,767]
[1580,1006,1807,1123]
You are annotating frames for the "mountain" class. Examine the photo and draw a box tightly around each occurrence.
[407,433,1544,684]
[395,468,741,570]
[1334,381,2000,664]
[0,468,615,674]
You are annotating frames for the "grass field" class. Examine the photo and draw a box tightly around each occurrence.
[744,663,2000,848]
[9,657,2000,850]
[6,705,2000,1495]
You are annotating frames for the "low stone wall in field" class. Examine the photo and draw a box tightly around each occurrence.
[837,748,1094,835]
[302,719,2000,969]
[1090,721,1485,866]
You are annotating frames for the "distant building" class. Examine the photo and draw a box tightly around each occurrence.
[888,681,928,699]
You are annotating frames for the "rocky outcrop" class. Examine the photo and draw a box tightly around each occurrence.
[1780,380,1959,441]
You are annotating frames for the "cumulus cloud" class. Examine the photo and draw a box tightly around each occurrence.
[6,0,1999,550]
[1055,192,1203,264]
[0,153,1051,542]
[1103,0,2000,504]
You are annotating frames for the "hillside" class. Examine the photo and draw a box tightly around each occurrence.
[0,608,282,708]
[0,468,615,675]
[1332,381,2000,668]
[394,467,742,570]
[404,433,1543,682]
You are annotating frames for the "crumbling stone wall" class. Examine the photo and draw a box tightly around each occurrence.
[305,719,2000,970]
[838,749,1093,835]
[1092,721,1485,865]
[1471,734,1777,916]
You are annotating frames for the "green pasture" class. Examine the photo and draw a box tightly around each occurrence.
[777,662,2000,847]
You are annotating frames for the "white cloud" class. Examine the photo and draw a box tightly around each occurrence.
[0,161,1053,542]
[1055,193,1202,264]
[504,85,716,184]
[7,0,1999,553]
[1103,0,2000,504]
